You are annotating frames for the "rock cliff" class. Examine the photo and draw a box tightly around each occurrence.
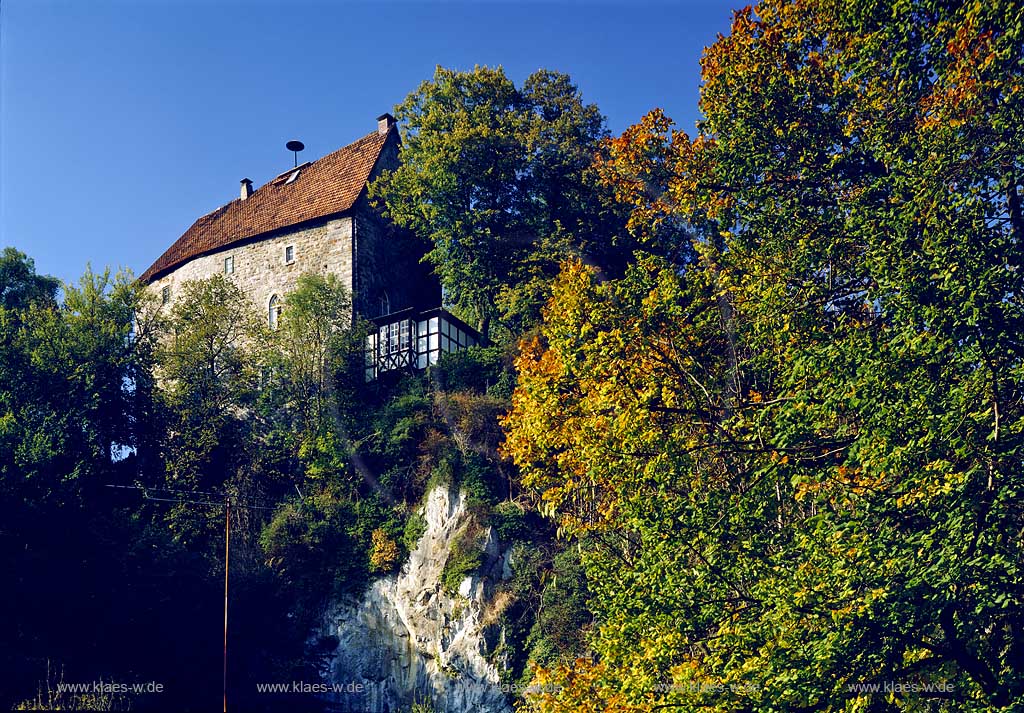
[319,484,512,712]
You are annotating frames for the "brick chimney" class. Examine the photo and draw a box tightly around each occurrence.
[240,178,253,200]
[377,113,396,136]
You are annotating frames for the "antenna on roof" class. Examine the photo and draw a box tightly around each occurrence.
[286,140,305,168]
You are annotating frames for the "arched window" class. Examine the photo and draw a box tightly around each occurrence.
[269,294,282,330]
[379,290,391,317]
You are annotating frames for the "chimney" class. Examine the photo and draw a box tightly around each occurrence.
[376,113,396,136]
[240,178,253,200]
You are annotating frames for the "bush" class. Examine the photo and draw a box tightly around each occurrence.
[442,391,507,455]
[535,547,590,656]
[490,500,527,542]
[458,452,505,508]
[369,528,400,573]
[431,345,506,393]
[441,520,486,595]
[260,487,393,613]
[403,511,428,553]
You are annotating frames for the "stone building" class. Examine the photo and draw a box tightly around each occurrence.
[140,114,478,378]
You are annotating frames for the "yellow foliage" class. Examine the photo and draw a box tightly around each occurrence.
[369,528,400,573]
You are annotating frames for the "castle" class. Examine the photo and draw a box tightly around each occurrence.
[140,114,479,379]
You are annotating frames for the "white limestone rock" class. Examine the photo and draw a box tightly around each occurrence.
[319,484,512,713]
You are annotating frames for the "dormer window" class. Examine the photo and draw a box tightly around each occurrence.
[224,256,234,274]
[284,245,295,265]
[269,295,282,330]
[161,286,170,305]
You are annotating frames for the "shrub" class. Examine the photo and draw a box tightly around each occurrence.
[441,520,486,595]
[403,511,428,553]
[431,345,505,393]
[369,528,400,573]
[491,500,527,542]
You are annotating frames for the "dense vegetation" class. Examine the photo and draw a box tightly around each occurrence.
[3,0,1023,711]
[503,0,1024,710]
[0,251,584,711]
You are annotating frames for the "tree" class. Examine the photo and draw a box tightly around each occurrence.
[0,261,176,707]
[505,0,1024,709]
[0,265,153,506]
[0,247,59,310]
[155,274,267,553]
[370,66,632,340]
[159,274,265,416]
[269,274,362,443]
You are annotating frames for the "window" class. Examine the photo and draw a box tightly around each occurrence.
[224,256,234,274]
[269,295,281,329]
[365,334,377,382]
[161,286,170,304]
[284,245,295,264]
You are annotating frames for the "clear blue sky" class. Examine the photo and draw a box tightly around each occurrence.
[1,0,736,286]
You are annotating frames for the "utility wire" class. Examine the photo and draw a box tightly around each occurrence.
[105,485,281,510]
[106,483,230,498]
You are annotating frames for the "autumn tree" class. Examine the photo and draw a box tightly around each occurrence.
[505,0,1024,710]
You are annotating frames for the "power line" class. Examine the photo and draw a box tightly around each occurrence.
[105,484,281,510]
[105,483,229,498]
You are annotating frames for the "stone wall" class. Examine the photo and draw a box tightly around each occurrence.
[352,200,440,319]
[147,216,354,322]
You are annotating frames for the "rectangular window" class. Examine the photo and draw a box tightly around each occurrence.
[285,245,295,264]
[224,256,234,274]
[161,286,170,304]
[399,321,411,350]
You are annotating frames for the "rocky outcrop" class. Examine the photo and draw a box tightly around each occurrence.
[318,484,512,712]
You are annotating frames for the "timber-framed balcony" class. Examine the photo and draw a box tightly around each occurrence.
[365,307,480,381]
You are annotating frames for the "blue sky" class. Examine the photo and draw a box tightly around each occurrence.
[1,0,736,286]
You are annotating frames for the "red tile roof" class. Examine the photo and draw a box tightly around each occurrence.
[140,130,391,283]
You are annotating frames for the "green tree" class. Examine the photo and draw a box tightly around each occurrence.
[155,275,267,553]
[272,274,354,431]
[370,66,631,339]
[0,261,180,707]
[158,274,265,415]
[0,247,59,310]
[1,265,154,506]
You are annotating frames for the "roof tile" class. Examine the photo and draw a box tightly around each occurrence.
[141,130,390,282]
